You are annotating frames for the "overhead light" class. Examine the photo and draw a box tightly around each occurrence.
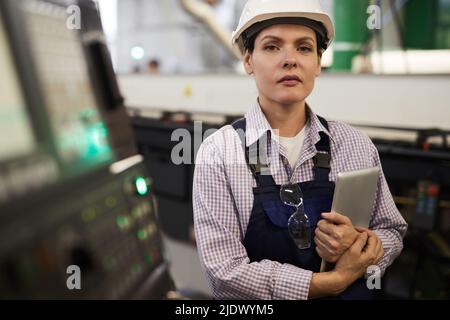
[131,46,145,60]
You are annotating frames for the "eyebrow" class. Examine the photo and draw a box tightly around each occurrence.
[259,35,315,44]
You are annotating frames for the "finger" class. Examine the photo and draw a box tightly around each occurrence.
[374,236,381,254]
[355,226,369,233]
[375,247,383,264]
[315,244,326,259]
[322,212,351,226]
[315,238,337,262]
[315,236,336,257]
[367,236,383,265]
[317,220,336,236]
[315,228,337,250]
[370,236,381,260]
[366,230,381,251]
[365,232,378,252]
[352,232,368,252]
[375,238,384,263]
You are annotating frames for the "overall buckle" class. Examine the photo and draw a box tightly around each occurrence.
[313,152,331,168]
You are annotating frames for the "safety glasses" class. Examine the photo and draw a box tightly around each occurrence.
[280,183,311,249]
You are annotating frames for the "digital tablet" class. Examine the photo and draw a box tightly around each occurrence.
[331,167,380,228]
[320,167,380,272]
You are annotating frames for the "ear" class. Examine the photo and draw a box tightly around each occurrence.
[243,50,254,75]
[315,52,323,77]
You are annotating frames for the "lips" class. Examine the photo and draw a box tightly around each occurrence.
[278,75,302,87]
[278,75,301,83]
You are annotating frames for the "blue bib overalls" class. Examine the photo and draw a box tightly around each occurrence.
[232,116,374,300]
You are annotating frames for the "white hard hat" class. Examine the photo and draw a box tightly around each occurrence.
[232,0,334,54]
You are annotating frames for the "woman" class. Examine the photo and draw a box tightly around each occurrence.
[192,0,407,299]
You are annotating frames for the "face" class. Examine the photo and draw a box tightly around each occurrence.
[243,24,322,107]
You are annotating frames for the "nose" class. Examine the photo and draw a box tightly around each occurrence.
[282,48,297,69]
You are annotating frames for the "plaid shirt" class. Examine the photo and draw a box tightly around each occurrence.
[192,101,408,300]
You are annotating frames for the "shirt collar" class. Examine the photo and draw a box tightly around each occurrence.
[244,99,334,147]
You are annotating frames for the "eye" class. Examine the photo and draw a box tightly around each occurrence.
[298,46,313,53]
[264,45,279,52]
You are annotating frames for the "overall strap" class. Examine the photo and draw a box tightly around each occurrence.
[231,118,275,187]
[313,116,332,182]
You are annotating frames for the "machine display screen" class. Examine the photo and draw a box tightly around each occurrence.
[0,15,36,162]
[21,0,114,176]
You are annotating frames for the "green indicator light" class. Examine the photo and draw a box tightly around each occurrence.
[137,229,147,240]
[135,177,148,196]
[116,215,129,230]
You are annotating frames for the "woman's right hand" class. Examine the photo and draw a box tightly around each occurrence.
[334,231,380,287]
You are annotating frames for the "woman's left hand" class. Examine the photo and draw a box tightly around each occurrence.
[314,212,359,263]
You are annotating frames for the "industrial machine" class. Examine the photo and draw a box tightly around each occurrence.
[0,0,174,299]
[368,127,450,299]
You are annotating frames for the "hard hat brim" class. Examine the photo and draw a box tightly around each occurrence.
[232,12,334,54]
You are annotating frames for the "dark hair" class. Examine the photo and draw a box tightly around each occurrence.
[148,59,159,67]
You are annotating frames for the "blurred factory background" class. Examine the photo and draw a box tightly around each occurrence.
[0,0,449,300]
